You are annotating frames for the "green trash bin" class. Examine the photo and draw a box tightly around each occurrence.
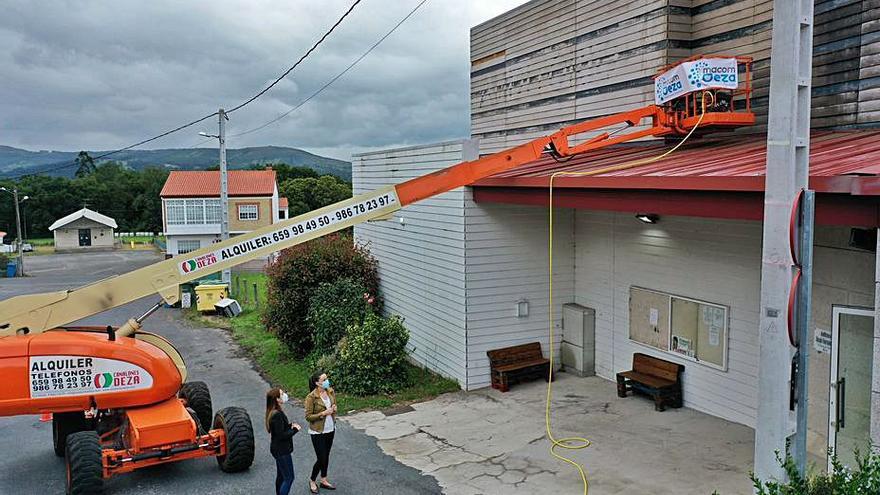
[179,282,197,308]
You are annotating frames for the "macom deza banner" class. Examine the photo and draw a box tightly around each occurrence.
[654,58,738,105]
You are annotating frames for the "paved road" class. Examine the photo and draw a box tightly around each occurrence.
[0,251,441,494]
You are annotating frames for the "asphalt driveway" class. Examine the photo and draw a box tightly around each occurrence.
[0,251,441,494]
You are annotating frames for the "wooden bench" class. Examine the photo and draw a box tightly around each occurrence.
[616,353,684,411]
[487,343,551,392]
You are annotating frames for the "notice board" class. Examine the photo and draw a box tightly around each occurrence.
[629,287,671,351]
[630,286,729,370]
[670,295,727,369]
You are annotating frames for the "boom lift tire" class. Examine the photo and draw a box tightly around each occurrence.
[178,381,212,433]
[213,407,254,473]
[53,411,90,457]
[65,431,103,495]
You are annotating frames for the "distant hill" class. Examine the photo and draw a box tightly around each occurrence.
[0,145,351,180]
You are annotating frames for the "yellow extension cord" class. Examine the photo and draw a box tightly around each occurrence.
[544,94,713,495]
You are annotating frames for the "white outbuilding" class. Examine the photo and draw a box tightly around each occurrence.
[49,208,117,251]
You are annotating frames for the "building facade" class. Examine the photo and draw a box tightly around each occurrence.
[354,0,880,472]
[160,170,287,256]
[48,208,117,251]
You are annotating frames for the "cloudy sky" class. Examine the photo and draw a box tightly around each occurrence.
[0,0,526,160]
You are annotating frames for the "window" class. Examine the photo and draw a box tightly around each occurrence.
[166,200,186,225]
[238,204,258,221]
[205,199,222,223]
[185,200,205,225]
[278,210,287,220]
[629,287,729,370]
[166,199,223,225]
[177,240,201,254]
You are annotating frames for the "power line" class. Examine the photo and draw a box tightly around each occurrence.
[231,0,429,138]
[226,0,363,115]
[4,0,365,181]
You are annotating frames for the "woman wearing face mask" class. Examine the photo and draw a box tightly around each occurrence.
[304,371,337,494]
[266,388,301,495]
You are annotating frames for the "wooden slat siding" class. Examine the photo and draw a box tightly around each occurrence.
[471,0,673,153]
[859,4,880,123]
[472,0,880,154]
[471,0,572,61]
[352,141,476,387]
[463,201,575,389]
[575,210,763,427]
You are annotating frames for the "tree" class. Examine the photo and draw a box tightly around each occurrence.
[279,175,352,217]
[74,151,96,178]
[250,163,320,182]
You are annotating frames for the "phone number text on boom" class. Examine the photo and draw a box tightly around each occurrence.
[217,192,397,262]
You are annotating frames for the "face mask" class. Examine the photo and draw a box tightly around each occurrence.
[280,392,289,404]
[322,379,331,390]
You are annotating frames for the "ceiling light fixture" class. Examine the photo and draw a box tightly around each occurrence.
[635,213,660,224]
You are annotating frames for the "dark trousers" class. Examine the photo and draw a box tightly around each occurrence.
[274,452,295,495]
[310,431,335,481]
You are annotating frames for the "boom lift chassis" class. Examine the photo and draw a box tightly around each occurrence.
[0,56,753,494]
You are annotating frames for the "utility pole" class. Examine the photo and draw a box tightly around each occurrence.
[219,109,231,285]
[1,186,26,277]
[12,188,24,277]
[754,0,814,483]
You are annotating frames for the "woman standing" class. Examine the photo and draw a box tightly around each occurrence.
[304,371,337,494]
[266,388,301,495]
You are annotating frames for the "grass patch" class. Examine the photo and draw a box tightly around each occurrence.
[227,308,459,413]
[229,272,269,306]
[187,271,459,413]
[26,238,54,246]
[25,245,55,256]
[119,235,164,244]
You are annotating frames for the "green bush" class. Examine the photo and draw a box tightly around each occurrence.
[264,234,380,357]
[315,353,339,377]
[308,278,374,355]
[747,448,880,495]
[332,313,410,396]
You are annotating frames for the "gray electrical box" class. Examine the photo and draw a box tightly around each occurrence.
[561,303,595,377]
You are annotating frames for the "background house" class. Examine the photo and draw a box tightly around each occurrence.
[48,208,117,251]
[160,170,288,256]
[354,0,880,471]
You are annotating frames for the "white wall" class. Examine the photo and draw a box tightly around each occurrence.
[53,219,115,249]
[464,201,575,388]
[353,140,478,387]
[575,211,763,427]
[167,235,219,256]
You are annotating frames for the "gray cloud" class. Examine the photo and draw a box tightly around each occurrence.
[0,1,525,161]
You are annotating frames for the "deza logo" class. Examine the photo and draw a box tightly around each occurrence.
[180,252,218,273]
[687,60,737,88]
[94,372,114,388]
[94,370,142,389]
[656,73,683,100]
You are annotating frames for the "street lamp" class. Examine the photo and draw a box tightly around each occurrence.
[199,108,230,284]
[0,187,27,276]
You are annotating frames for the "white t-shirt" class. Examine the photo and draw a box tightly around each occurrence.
[309,394,335,434]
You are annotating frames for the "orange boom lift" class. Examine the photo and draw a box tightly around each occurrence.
[0,56,753,494]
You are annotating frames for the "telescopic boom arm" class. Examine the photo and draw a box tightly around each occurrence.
[0,56,754,337]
